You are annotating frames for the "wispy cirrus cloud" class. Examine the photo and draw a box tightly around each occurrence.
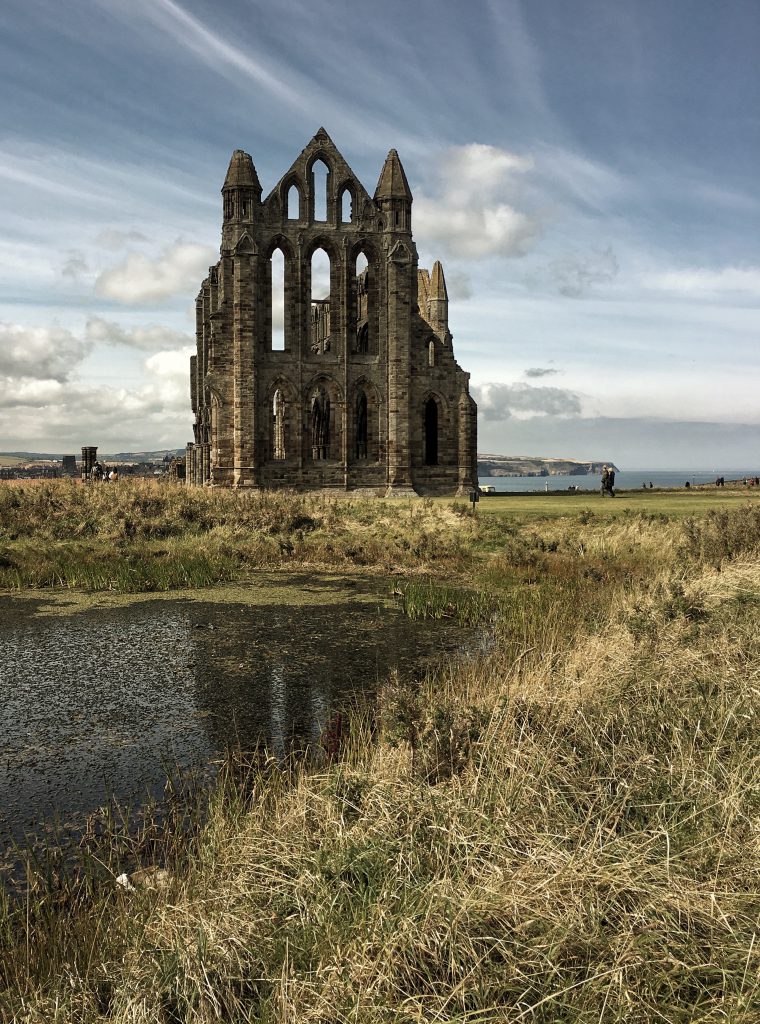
[129,0,301,105]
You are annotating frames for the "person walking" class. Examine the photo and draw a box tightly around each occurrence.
[600,466,609,497]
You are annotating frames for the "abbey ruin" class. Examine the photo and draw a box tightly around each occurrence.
[186,129,477,494]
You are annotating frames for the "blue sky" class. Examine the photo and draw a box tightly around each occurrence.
[1,0,758,468]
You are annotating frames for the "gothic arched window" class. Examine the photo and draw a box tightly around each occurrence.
[424,397,439,466]
[271,248,285,351]
[312,159,329,222]
[310,248,331,355]
[310,387,331,460]
[355,390,368,459]
[273,389,285,459]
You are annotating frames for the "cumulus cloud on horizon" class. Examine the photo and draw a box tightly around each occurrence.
[643,265,760,298]
[0,322,92,382]
[0,314,194,449]
[95,240,216,304]
[472,381,582,420]
[414,144,538,260]
[86,316,193,351]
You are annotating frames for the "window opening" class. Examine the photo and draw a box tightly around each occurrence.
[355,390,368,459]
[271,248,285,351]
[287,184,300,220]
[273,389,285,459]
[311,386,330,460]
[310,248,331,355]
[424,397,438,465]
[312,159,329,222]
[428,340,435,366]
[355,251,369,353]
[341,188,353,224]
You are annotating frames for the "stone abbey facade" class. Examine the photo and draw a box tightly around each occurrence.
[186,129,477,494]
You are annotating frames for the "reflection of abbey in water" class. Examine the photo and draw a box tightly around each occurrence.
[187,128,478,494]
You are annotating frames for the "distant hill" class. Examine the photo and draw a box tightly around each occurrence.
[478,454,619,477]
[0,449,186,464]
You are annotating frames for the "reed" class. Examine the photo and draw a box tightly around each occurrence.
[1,498,758,1021]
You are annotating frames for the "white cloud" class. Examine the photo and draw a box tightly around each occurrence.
[95,228,150,250]
[95,240,216,304]
[414,144,538,259]
[61,251,89,279]
[527,247,619,298]
[86,316,193,351]
[0,344,194,450]
[644,266,760,299]
[524,366,558,378]
[472,382,582,420]
[0,322,92,382]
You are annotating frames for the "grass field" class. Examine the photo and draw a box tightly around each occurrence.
[1,485,759,1020]
[465,485,760,520]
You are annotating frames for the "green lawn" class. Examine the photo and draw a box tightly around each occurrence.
[455,486,760,520]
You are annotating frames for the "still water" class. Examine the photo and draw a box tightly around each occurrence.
[0,576,467,851]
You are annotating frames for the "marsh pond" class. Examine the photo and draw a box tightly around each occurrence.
[0,573,470,854]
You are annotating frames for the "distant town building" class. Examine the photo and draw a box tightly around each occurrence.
[186,129,477,494]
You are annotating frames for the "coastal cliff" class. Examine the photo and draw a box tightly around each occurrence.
[478,454,619,477]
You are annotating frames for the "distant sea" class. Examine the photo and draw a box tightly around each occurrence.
[478,469,760,493]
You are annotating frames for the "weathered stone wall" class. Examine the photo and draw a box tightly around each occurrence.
[187,129,477,495]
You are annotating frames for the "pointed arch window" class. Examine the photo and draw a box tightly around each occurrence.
[310,247,332,355]
[354,250,371,354]
[310,386,331,460]
[340,187,354,225]
[273,389,286,459]
[271,248,285,351]
[424,397,439,466]
[287,184,301,220]
[312,159,329,222]
[355,390,368,459]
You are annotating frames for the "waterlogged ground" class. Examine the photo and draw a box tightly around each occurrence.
[0,573,468,853]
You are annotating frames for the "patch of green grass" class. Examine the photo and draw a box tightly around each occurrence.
[459,487,760,521]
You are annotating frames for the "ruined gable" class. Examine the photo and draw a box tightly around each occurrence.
[187,130,477,495]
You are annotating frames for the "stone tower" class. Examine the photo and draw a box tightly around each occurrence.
[187,129,477,494]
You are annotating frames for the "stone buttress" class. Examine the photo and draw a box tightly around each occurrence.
[187,129,477,495]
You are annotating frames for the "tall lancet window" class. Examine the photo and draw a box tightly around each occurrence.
[271,248,285,351]
[355,390,368,459]
[424,397,439,466]
[312,159,329,222]
[273,389,285,460]
[311,386,330,460]
[310,247,331,355]
[355,251,369,353]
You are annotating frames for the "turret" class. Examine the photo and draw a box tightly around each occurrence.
[374,149,412,234]
[428,260,449,341]
[221,149,262,250]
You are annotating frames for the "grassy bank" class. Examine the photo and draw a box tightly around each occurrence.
[1,496,759,1020]
[1,478,758,594]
